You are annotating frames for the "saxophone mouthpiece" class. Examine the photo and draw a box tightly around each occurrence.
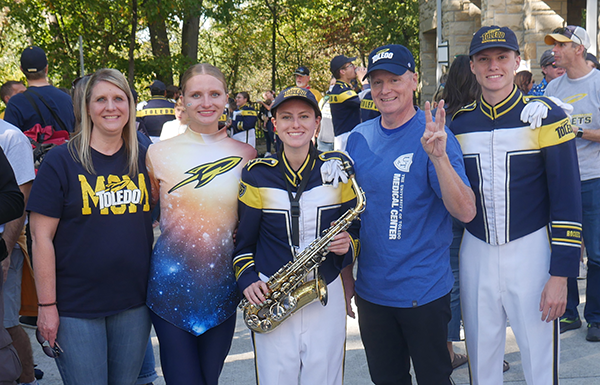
[343,161,356,177]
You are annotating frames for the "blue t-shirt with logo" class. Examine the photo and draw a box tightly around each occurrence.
[346,108,469,308]
[27,143,153,318]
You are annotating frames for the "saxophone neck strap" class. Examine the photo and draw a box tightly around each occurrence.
[278,144,318,248]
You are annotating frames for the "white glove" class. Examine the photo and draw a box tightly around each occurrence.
[520,101,548,130]
[320,159,348,189]
[548,96,574,115]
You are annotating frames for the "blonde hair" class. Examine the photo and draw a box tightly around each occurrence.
[180,63,228,96]
[68,68,139,176]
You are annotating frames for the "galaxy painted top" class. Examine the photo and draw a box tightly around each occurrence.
[146,128,256,335]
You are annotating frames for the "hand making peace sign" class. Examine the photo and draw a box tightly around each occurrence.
[421,100,448,159]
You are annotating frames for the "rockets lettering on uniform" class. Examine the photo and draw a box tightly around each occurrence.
[389,173,405,240]
[571,114,593,126]
[79,173,150,215]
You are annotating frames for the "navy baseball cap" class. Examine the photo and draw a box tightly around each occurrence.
[330,55,356,73]
[270,87,321,117]
[469,26,520,56]
[540,49,555,67]
[148,80,166,92]
[20,46,48,73]
[364,44,415,81]
[587,53,600,67]
[294,66,310,76]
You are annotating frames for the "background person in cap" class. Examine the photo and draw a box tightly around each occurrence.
[234,86,360,385]
[294,66,322,103]
[345,43,476,384]
[4,46,75,134]
[544,25,600,342]
[450,25,582,384]
[586,52,600,70]
[329,54,366,151]
[528,49,565,96]
[135,79,175,142]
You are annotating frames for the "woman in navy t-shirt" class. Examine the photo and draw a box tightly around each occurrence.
[28,69,153,385]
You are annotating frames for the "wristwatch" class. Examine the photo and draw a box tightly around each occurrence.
[576,128,584,138]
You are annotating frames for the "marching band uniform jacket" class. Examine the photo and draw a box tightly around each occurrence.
[329,81,361,137]
[450,86,582,277]
[233,150,360,292]
[232,103,258,136]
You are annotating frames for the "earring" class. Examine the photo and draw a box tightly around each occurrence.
[186,103,192,107]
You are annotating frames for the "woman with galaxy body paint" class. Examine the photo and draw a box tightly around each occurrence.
[29,69,154,384]
[145,63,256,384]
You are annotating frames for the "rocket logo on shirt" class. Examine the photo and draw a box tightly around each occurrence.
[393,153,413,172]
[169,156,242,193]
[563,93,587,104]
[79,173,150,215]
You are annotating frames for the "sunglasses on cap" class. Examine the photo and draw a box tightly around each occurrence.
[552,27,584,46]
[35,329,63,358]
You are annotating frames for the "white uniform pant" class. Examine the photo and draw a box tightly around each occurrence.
[253,275,346,385]
[460,227,559,385]
[232,128,256,148]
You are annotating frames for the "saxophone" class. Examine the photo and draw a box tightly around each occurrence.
[240,160,366,333]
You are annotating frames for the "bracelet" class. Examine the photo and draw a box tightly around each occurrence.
[38,302,57,307]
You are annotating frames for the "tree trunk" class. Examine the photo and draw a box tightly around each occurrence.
[128,0,138,86]
[266,0,277,91]
[149,12,173,85]
[182,15,200,63]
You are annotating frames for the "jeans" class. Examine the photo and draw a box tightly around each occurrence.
[3,247,24,328]
[55,305,151,385]
[565,178,600,323]
[317,139,334,152]
[136,338,158,385]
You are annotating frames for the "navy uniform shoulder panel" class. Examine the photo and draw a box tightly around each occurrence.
[246,157,278,170]
[319,151,352,164]
[452,100,477,121]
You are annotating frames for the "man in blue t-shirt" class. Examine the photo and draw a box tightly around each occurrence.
[346,44,476,385]
[4,46,75,134]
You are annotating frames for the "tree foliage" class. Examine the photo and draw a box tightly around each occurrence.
[0,0,419,100]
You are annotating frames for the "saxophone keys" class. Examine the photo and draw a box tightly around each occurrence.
[260,319,272,332]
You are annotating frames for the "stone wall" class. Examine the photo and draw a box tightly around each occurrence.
[419,0,438,102]
[442,0,482,57]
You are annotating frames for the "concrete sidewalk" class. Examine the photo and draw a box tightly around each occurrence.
[25,279,600,384]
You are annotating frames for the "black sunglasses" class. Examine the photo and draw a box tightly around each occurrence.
[35,329,63,358]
